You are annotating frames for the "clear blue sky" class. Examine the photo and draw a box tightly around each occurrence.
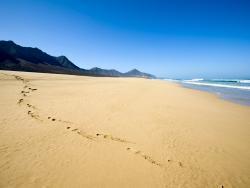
[1,0,250,78]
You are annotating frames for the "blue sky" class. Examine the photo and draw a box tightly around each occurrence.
[1,0,250,78]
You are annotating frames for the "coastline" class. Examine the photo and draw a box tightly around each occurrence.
[181,82,250,106]
[1,70,250,188]
[163,79,250,106]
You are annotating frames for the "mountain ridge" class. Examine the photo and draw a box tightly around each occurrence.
[0,40,156,78]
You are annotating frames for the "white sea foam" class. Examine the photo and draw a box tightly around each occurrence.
[183,81,250,90]
[184,78,204,82]
[184,79,250,83]
[163,78,178,82]
[239,80,250,83]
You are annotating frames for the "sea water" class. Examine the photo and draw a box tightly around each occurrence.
[164,78,250,106]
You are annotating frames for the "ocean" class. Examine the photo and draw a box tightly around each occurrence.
[164,78,250,106]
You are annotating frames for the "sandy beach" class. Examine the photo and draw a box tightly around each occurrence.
[0,70,250,188]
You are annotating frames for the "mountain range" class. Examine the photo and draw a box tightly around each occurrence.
[0,40,155,78]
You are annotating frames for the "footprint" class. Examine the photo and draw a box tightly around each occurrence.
[77,130,95,140]
[28,88,37,91]
[26,104,36,109]
[135,150,141,154]
[47,117,55,121]
[178,162,183,167]
[27,111,40,120]
[13,75,28,83]
[103,135,108,139]
[17,99,23,104]
[96,133,132,143]
[69,128,95,140]
[31,114,39,119]
[21,91,29,94]
[58,119,72,124]
[126,147,163,168]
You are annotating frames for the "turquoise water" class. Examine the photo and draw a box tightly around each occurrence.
[164,79,250,106]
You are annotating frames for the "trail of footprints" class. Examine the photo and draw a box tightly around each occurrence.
[126,147,183,168]
[126,147,163,167]
[96,133,134,144]
[14,74,134,143]
[11,74,184,169]
[15,77,41,121]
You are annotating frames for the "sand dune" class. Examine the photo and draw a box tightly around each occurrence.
[0,70,250,188]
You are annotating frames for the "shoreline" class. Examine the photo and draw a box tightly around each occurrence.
[162,79,250,107]
[182,82,250,107]
[1,70,250,188]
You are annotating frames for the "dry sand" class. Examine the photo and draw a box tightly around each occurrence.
[0,70,250,188]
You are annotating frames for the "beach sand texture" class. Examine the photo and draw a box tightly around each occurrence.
[0,70,250,188]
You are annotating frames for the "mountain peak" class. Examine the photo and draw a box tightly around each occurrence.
[56,56,80,70]
[57,55,68,60]
[90,67,101,71]
[5,40,16,45]
[125,68,156,78]
[127,69,140,73]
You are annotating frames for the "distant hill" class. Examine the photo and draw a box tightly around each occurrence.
[88,67,123,77]
[0,40,156,78]
[124,69,155,78]
[56,56,80,70]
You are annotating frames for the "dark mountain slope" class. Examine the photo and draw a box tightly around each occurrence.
[0,41,61,67]
[56,56,80,70]
[0,40,155,78]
